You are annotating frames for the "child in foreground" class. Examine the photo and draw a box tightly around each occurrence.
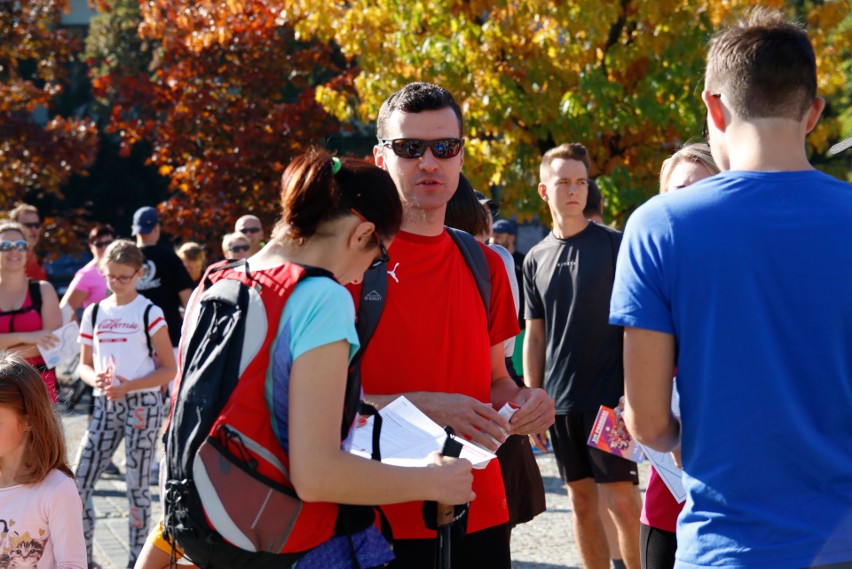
[0,354,87,568]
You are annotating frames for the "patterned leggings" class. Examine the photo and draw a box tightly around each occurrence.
[75,392,163,568]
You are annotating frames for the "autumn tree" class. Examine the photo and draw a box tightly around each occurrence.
[289,0,852,224]
[0,0,98,246]
[87,0,350,250]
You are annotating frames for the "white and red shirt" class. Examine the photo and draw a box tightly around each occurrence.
[79,295,166,395]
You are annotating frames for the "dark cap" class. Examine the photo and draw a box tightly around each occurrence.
[474,190,499,218]
[492,219,516,236]
[828,137,852,157]
[132,206,159,235]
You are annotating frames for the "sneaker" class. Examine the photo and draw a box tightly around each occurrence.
[104,461,121,477]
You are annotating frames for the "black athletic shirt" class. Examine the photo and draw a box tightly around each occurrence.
[136,244,194,347]
[523,223,624,413]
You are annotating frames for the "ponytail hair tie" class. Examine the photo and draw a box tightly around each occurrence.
[331,157,342,175]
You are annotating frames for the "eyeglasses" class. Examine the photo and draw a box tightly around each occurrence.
[0,240,28,252]
[91,240,114,249]
[229,244,250,253]
[379,138,464,159]
[21,222,41,230]
[106,271,138,284]
[350,209,390,268]
[239,226,262,234]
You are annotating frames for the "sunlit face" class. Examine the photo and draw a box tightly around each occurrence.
[104,262,141,295]
[89,235,114,261]
[0,405,28,461]
[0,230,28,272]
[374,108,464,216]
[663,160,715,193]
[225,237,251,260]
[491,232,513,248]
[16,212,41,248]
[235,218,263,249]
[538,158,588,219]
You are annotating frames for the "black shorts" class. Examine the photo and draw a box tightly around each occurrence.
[550,412,640,485]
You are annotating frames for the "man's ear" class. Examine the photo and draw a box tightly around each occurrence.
[702,90,727,135]
[537,182,549,201]
[373,145,386,170]
[804,97,826,134]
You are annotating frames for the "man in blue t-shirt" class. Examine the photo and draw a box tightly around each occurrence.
[610,9,852,569]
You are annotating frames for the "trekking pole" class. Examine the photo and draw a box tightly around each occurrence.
[435,427,463,569]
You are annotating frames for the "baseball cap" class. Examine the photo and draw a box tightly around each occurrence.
[492,219,516,236]
[828,136,852,157]
[474,190,499,218]
[132,206,159,235]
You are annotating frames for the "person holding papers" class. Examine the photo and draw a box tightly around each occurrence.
[0,221,62,402]
[141,150,475,569]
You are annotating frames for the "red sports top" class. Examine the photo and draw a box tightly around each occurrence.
[640,466,682,533]
[350,229,520,539]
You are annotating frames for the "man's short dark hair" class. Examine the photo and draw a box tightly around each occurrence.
[705,8,816,120]
[540,143,591,181]
[376,82,464,139]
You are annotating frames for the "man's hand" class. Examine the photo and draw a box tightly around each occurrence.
[529,432,549,452]
[410,392,509,452]
[507,387,555,436]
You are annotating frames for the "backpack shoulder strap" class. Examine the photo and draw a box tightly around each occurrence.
[28,280,42,314]
[446,226,492,329]
[91,301,100,330]
[143,302,154,359]
[355,265,389,350]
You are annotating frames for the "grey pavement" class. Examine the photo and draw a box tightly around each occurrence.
[61,405,648,569]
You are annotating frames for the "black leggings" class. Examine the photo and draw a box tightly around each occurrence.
[640,522,677,569]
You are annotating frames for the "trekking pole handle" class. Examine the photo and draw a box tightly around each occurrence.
[437,426,463,528]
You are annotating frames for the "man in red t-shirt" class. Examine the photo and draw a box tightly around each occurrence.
[354,82,555,569]
[8,203,46,280]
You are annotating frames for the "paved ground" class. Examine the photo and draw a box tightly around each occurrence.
[62,405,648,569]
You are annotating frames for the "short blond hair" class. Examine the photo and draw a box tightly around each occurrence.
[659,143,719,193]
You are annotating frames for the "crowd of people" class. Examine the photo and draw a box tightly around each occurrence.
[0,8,850,569]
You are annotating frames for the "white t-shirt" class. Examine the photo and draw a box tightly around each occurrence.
[79,295,167,395]
[0,469,87,568]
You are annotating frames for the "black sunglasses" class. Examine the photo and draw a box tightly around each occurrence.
[229,244,250,253]
[351,209,390,268]
[379,138,464,159]
[21,222,41,230]
[239,226,261,234]
[371,240,390,269]
[92,240,114,249]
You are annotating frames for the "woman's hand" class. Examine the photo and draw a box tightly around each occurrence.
[93,371,112,391]
[103,375,131,400]
[23,330,59,349]
[426,452,476,505]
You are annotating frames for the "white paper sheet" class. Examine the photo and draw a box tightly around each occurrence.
[36,321,80,369]
[349,396,497,468]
